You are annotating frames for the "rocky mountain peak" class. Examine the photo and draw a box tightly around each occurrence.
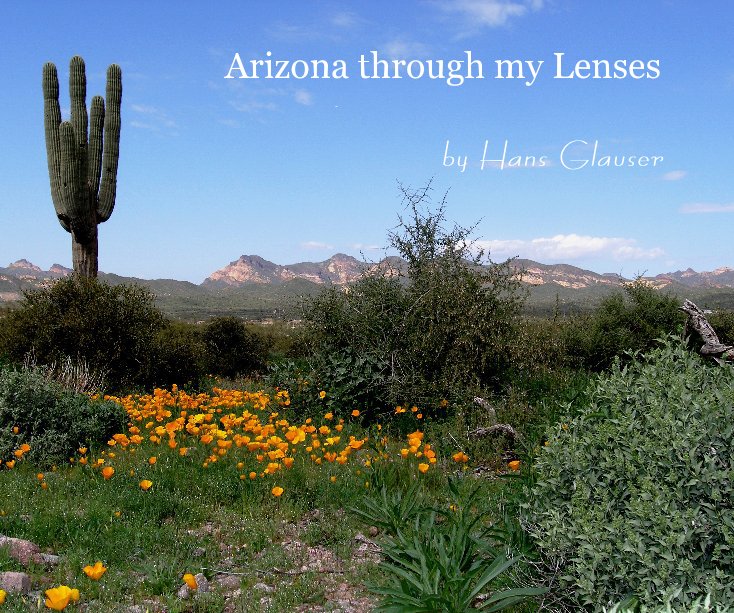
[8,259,42,272]
[49,264,73,276]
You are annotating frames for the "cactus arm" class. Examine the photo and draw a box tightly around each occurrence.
[97,64,121,222]
[88,96,105,196]
[42,62,70,232]
[59,122,86,224]
[69,56,88,150]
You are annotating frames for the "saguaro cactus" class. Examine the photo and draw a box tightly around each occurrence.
[42,56,121,277]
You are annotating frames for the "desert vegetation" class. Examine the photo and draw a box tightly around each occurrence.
[0,186,731,612]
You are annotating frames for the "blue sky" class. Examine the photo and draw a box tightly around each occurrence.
[1,1,732,282]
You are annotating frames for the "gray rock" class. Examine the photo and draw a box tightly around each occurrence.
[194,573,209,594]
[0,535,43,565]
[214,574,241,590]
[0,571,31,593]
[40,553,60,565]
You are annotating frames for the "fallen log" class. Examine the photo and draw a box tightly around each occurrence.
[679,299,734,362]
[471,397,522,442]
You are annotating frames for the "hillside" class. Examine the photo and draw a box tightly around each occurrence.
[2,256,733,320]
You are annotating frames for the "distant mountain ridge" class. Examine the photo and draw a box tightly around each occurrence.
[203,254,734,291]
[2,256,734,321]
[204,254,368,287]
[3,255,734,297]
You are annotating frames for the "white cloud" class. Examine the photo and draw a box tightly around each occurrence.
[226,85,312,116]
[351,243,382,251]
[218,118,240,128]
[268,11,364,42]
[129,104,177,133]
[662,170,687,181]
[230,99,277,113]
[680,202,734,214]
[301,241,335,250]
[294,89,314,106]
[380,39,432,60]
[267,21,322,42]
[476,234,664,261]
[130,104,157,114]
[437,0,544,28]
[331,11,362,29]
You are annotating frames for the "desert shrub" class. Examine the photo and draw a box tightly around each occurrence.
[300,274,404,416]
[264,320,311,360]
[508,316,575,375]
[389,186,525,395]
[149,321,208,389]
[202,316,272,379]
[0,276,165,391]
[708,310,734,346]
[524,337,734,609]
[607,593,731,613]
[564,280,684,370]
[302,184,525,412]
[0,366,125,466]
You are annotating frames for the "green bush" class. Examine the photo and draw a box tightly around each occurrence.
[524,337,734,609]
[302,184,525,411]
[149,321,208,389]
[563,280,684,371]
[708,310,734,347]
[300,274,403,416]
[202,316,272,379]
[0,276,165,391]
[607,592,731,613]
[0,366,126,466]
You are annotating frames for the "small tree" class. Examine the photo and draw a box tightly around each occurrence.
[303,182,526,409]
[203,317,271,379]
[390,183,526,394]
[564,279,684,370]
[0,277,164,391]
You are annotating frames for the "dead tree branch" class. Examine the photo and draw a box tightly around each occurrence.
[680,299,734,362]
[470,397,522,442]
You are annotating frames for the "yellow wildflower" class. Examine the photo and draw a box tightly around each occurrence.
[83,561,107,580]
[183,573,198,590]
[45,585,78,610]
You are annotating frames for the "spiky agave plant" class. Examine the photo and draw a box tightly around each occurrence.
[356,478,547,612]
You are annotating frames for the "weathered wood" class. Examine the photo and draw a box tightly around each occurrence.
[680,299,734,361]
[471,397,522,441]
[473,396,497,424]
[469,424,521,441]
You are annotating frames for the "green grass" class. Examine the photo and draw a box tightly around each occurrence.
[0,417,549,611]
[0,361,582,611]
[0,445,383,611]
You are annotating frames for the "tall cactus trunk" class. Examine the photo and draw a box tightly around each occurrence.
[42,56,121,278]
[71,217,99,278]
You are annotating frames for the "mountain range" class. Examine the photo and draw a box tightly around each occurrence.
[2,255,734,320]
[202,253,734,290]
